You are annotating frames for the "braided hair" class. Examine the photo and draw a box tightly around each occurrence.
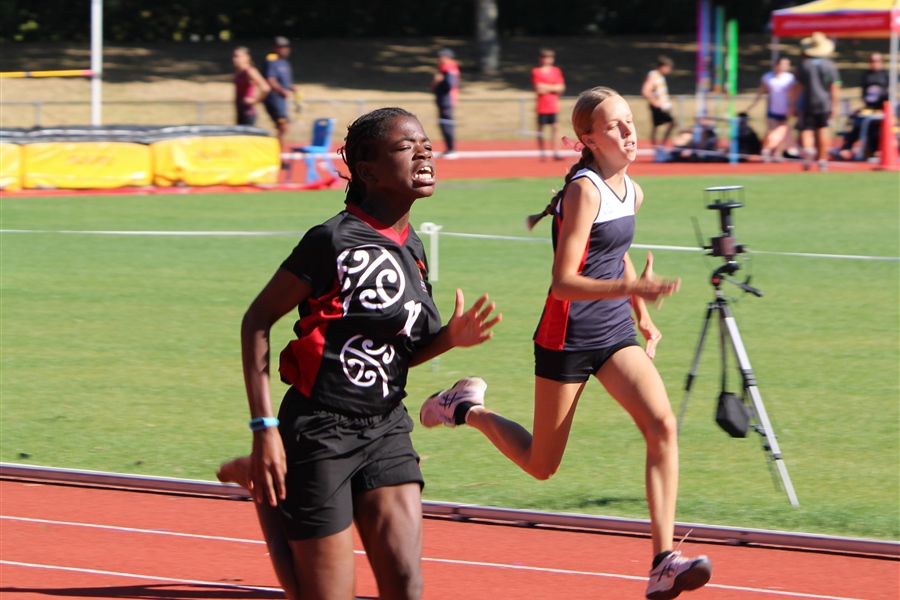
[338,107,417,206]
[526,86,620,230]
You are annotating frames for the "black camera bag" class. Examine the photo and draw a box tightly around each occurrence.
[716,391,751,438]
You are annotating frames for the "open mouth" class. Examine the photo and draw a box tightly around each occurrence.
[413,164,435,182]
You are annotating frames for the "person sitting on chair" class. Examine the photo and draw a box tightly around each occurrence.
[838,52,889,160]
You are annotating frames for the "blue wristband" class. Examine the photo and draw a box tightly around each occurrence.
[249,417,279,431]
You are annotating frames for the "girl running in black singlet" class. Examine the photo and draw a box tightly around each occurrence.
[218,107,499,600]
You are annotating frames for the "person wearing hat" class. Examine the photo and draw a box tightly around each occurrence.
[431,48,460,158]
[263,36,296,151]
[789,32,841,172]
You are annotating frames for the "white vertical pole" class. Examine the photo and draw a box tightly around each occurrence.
[419,222,442,283]
[90,0,103,126]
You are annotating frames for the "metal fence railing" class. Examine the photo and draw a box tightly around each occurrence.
[0,94,851,145]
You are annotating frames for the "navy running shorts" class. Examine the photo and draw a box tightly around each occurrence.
[534,338,641,383]
[275,386,424,540]
[264,97,289,125]
[538,113,558,126]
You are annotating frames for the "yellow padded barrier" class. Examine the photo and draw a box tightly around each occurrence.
[0,143,22,191]
[22,142,152,189]
[151,135,280,187]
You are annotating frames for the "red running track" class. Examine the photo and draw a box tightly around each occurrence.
[1,480,897,599]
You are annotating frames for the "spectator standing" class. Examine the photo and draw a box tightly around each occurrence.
[263,36,296,150]
[432,48,460,158]
[641,56,676,152]
[790,32,841,172]
[838,52,889,159]
[532,48,566,161]
[232,46,270,126]
[745,57,796,161]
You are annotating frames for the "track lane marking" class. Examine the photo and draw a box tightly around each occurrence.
[1,516,874,599]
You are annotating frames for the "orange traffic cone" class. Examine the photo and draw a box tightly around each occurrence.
[877,101,898,170]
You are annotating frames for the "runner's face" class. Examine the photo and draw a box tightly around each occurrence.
[232,50,249,69]
[588,95,637,165]
[364,116,436,201]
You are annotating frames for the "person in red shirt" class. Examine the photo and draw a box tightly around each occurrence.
[532,48,566,161]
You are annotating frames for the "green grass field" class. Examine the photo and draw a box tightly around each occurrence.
[1,171,897,541]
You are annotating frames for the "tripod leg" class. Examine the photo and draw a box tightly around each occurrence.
[678,302,717,433]
[720,304,800,506]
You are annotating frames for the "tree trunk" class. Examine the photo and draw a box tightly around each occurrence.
[475,0,499,75]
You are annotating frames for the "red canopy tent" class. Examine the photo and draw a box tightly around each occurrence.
[770,0,899,110]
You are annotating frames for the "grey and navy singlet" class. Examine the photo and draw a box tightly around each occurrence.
[534,168,637,351]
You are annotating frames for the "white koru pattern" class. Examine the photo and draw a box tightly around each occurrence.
[340,335,396,397]
[336,244,406,315]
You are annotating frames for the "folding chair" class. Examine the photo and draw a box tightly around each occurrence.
[292,118,338,183]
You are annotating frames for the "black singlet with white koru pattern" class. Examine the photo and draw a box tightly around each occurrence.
[279,204,442,416]
[534,168,636,351]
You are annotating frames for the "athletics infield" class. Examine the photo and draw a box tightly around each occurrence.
[1,141,896,599]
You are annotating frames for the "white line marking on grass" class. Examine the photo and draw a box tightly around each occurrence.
[2,229,897,262]
[0,229,305,237]
[3,516,873,599]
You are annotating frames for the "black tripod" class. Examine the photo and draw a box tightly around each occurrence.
[678,261,800,506]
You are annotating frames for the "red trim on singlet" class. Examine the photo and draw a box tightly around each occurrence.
[278,280,344,396]
[346,204,409,246]
[533,217,590,351]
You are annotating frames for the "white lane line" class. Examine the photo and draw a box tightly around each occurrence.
[0,560,282,593]
[2,515,264,545]
[1,516,872,599]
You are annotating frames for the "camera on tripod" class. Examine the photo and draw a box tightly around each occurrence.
[704,185,746,261]
[681,185,799,505]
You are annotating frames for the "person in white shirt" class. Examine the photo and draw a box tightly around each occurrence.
[745,57,797,161]
[641,55,676,150]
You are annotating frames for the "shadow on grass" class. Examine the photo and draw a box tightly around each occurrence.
[571,497,646,511]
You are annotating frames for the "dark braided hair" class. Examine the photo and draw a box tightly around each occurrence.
[526,86,620,230]
[338,107,416,206]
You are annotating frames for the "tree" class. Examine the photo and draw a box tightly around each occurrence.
[475,0,499,74]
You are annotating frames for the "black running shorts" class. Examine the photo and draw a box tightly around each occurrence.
[534,338,641,383]
[537,113,558,126]
[650,105,674,127]
[275,386,424,540]
[796,111,830,131]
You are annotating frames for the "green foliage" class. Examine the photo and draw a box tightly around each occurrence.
[1,172,897,541]
[0,0,779,43]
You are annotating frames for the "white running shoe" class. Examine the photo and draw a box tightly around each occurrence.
[645,550,712,600]
[419,377,487,428]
